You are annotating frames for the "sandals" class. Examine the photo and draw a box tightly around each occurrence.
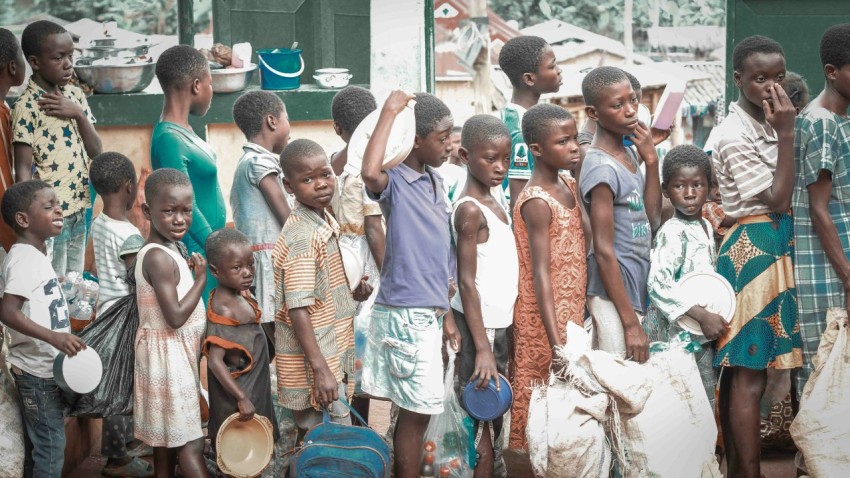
[102,457,154,478]
[126,441,154,458]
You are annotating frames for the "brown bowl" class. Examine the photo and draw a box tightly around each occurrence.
[216,413,274,478]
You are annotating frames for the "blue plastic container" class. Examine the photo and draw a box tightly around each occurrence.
[257,48,304,90]
[462,374,513,422]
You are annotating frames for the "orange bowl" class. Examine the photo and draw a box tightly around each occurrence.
[216,413,274,478]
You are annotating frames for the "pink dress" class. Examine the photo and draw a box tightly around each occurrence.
[134,243,206,447]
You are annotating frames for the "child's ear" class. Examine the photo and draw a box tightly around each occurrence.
[209,263,219,279]
[332,122,343,137]
[14,211,29,230]
[522,72,535,88]
[412,135,422,150]
[141,202,151,220]
[26,54,39,71]
[282,177,294,195]
[733,70,742,89]
[191,77,201,95]
[528,143,542,158]
[266,114,277,130]
[585,105,598,122]
[825,64,838,81]
[458,146,469,165]
[661,187,669,199]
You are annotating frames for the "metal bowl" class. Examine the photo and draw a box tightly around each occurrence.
[73,61,156,94]
[210,64,257,93]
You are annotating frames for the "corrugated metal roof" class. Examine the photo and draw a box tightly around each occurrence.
[680,61,725,118]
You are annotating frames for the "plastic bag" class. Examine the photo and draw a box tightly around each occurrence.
[791,308,850,478]
[0,341,25,478]
[67,271,139,417]
[420,349,472,478]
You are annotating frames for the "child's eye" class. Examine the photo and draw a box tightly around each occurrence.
[756,76,766,83]
[303,178,312,184]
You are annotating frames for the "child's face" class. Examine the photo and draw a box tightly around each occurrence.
[30,32,74,87]
[532,45,562,94]
[271,107,291,154]
[18,188,63,239]
[531,118,581,172]
[190,67,214,117]
[734,52,786,112]
[144,185,194,243]
[827,63,850,102]
[463,136,511,188]
[211,243,255,291]
[590,79,639,136]
[283,154,336,214]
[663,166,709,221]
[415,116,454,168]
[449,131,462,164]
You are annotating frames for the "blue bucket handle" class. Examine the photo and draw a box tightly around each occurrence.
[258,53,305,78]
[321,397,369,426]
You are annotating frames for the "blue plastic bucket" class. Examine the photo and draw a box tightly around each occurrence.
[257,48,305,90]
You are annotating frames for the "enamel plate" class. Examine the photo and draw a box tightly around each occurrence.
[54,346,103,394]
[676,271,736,336]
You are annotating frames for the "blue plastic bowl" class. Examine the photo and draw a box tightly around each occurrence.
[462,374,513,421]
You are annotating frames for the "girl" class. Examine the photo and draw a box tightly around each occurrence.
[135,168,208,477]
[509,104,588,449]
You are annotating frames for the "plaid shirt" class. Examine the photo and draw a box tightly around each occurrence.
[791,106,850,393]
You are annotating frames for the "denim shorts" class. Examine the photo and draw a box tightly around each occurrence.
[360,305,444,415]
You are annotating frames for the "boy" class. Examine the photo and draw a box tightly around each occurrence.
[451,114,515,477]
[328,85,382,424]
[1,28,26,252]
[89,152,151,478]
[272,139,371,437]
[498,36,562,207]
[360,91,461,478]
[793,24,850,405]
[710,35,799,478]
[579,66,661,363]
[231,90,292,323]
[12,20,102,277]
[436,125,467,203]
[0,180,86,478]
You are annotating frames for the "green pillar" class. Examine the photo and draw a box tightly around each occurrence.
[424,0,436,94]
[178,0,194,46]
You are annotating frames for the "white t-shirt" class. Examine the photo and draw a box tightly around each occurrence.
[91,214,141,316]
[0,243,70,378]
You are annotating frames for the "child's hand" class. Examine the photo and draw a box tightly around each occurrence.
[650,125,672,146]
[38,92,84,121]
[311,364,339,409]
[470,348,499,391]
[443,311,461,354]
[188,253,207,283]
[237,397,256,421]
[624,321,649,363]
[632,121,658,167]
[381,90,415,117]
[687,305,730,341]
[352,276,373,302]
[50,332,86,357]
[763,83,795,134]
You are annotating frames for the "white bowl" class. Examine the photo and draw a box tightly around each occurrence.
[346,99,416,174]
[313,68,352,88]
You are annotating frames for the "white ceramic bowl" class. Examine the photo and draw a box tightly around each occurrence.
[313,68,352,88]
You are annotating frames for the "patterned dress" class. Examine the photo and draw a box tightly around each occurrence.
[509,176,586,450]
[134,243,206,447]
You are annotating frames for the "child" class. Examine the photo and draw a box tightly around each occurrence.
[644,144,729,410]
[360,91,461,478]
[498,36,562,206]
[579,66,662,363]
[231,90,292,323]
[202,228,279,462]
[1,28,25,253]
[134,168,208,477]
[272,139,371,437]
[0,180,86,477]
[328,85,382,424]
[436,125,467,203]
[792,24,850,405]
[12,20,102,277]
[710,35,799,478]
[510,104,588,450]
[89,152,152,478]
[150,45,224,302]
[451,114,516,475]
[785,71,811,112]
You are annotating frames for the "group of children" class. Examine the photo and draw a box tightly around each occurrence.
[0,15,849,478]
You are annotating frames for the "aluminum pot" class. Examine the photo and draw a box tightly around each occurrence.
[210,64,258,93]
[73,60,156,94]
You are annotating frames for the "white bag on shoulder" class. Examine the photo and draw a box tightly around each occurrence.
[791,308,850,478]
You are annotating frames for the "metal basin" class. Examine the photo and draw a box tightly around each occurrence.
[73,61,156,94]
[210,64,257,93]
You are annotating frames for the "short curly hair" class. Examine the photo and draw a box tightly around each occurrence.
[581,66,629,107]
[498,36,549,88]
[205,227,251,268]
[280,139,328,179]
[661,144,712,188]
[332,86,377,135]
[623,70,641,99]
[233,90,285,139]
[460,114,509,151]
[820,23,850,70]
[521,103,573,146]
[20,20,67,58]
[1,180,51,230]
[144,168,191,201]
[413,92,452,138]
[155,45,209,91]
[784,71,810,110]
[0,28,20,65]
[732,35,784,72]
[90,152,136,195]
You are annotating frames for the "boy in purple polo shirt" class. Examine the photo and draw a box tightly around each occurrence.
[361,90,461,478]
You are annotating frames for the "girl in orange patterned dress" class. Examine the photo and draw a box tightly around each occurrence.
[509,104,588,449]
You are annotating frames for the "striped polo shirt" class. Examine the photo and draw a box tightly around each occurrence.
[91,214,142,316]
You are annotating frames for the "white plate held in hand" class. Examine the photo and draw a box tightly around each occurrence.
[53,346,103,394]
[675,271,735,336]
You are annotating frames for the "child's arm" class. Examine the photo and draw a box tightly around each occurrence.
[454,202,499,390]
[588,185,649,362]
[633,121,662,231]
[13,143,33,182]
[755,84,796,212]
[0,293,86,356]
[288,307,339,408]
[206,344,255,421]
[810,171,850,316]
[37,92,102,158]
[521,198,566,354]
[361,90,415,195]
[258,173,292,225]
[143,249,207,329]
[364,215,385,271]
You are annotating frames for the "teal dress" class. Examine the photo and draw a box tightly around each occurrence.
[150,122,225,300]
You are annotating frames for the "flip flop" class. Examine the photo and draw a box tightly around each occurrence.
[102,457,154,478]
[126,441,154,458]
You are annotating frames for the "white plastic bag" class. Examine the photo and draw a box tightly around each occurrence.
[791,308,850,478]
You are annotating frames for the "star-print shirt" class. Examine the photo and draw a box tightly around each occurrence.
[11,78,95,216]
